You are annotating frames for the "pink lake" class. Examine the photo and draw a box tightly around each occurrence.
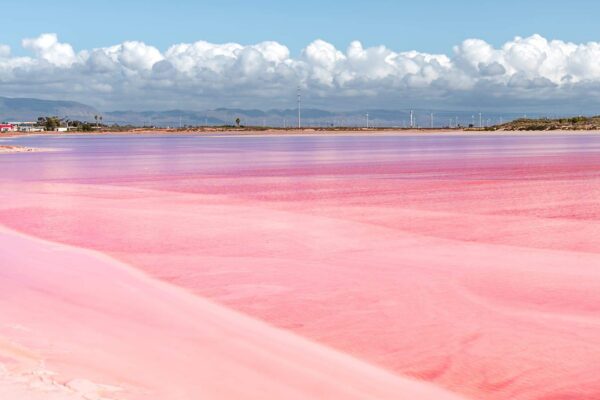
[1,133,600,399]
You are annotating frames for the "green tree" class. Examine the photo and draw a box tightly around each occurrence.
[41,116,60,131]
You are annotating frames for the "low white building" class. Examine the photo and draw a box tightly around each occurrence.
[8,122,44,132]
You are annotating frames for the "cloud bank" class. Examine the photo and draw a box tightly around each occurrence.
[2,33,600,111]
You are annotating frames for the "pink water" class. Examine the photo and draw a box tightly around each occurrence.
[1,133,600,399]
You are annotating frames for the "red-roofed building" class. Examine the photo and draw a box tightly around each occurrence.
[0,124,15,132]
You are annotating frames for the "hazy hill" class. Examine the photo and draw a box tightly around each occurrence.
[495,116,600,131]
[103,108,531,128]
[0,96,559,128]
[0,97,98,122]
[104,110,226,127]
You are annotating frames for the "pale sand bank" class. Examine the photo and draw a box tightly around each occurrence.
[0,145,60,154]
[0,225,466,400]
[0,145,39,153]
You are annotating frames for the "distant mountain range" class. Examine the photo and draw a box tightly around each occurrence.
[0,96,559,128]
[103,108,531,128]
[0,97,98,122]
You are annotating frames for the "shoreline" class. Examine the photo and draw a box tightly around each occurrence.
[4,128,600,139]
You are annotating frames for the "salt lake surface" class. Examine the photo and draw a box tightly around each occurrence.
[1,133,600,399]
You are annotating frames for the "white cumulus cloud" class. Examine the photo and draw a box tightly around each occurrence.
[22,33,77,67]
[2,33,600,112]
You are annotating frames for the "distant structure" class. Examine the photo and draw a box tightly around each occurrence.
[479,112,483,128]
[2,122,43,132]
[430,113,434,129]
[297,86,301,129]
[410,110,414,128]
[0,123,14,132]
[366,113,369,128]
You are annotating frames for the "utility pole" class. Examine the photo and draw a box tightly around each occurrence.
[410,110,414,128]
[366,113,369,129]
[479,112,483,128]
[297,86,301,129]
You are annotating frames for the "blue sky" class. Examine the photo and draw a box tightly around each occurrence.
[3,0,600,55]
[3,0,600,112]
